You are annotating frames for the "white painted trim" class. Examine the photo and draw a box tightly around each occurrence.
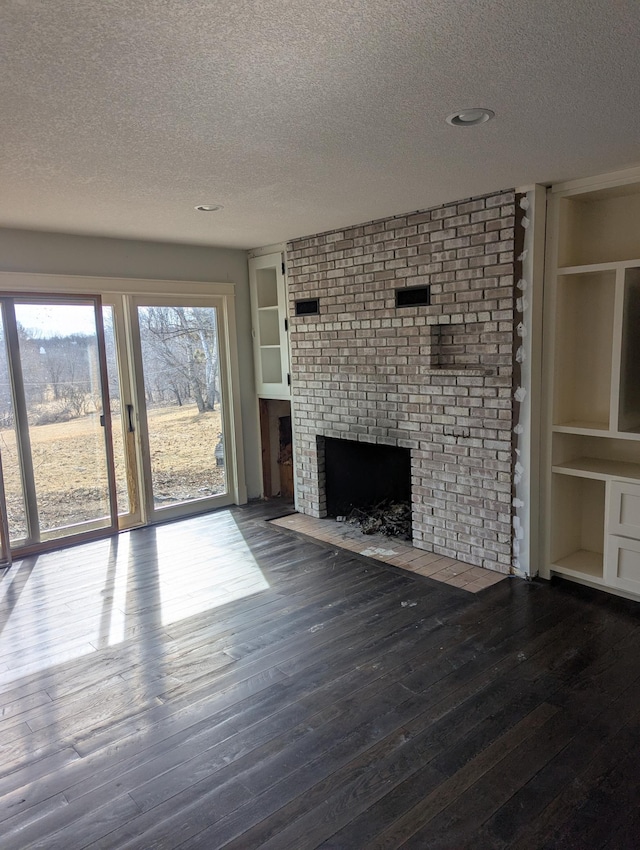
[222,293,248,505]
[518,185,547,578]
[540,187,560,580]
[551,164,640,197]
[248,243,287,259]
[516,183,551,194]
[0,271,235,298]
[102,295,145,528]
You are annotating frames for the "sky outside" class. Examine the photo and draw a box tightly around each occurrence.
[14,304,98,338]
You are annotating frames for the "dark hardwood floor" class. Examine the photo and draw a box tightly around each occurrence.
[1,500,639,849]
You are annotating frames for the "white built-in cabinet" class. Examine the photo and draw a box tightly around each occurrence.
[248,252,290,399]
[543,169,640,599]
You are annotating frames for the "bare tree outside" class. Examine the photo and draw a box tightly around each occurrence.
[137,306,221,413]
[137,305,226,508]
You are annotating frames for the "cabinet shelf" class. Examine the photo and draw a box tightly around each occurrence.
[551,428,640,442]
[553,422,610,435]
[552,550,604,581]
[557,260,640,275]
[553,457,640,483]
[557,262,625,274]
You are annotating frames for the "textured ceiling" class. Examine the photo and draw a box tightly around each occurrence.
[2,0,640,249]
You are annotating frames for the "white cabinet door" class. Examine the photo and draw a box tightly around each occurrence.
[607,480,640,538]
[605,534,640,594]
[249,253,291,399]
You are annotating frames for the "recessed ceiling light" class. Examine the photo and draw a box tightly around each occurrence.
[446,108,495,127]
[195,204,223,212]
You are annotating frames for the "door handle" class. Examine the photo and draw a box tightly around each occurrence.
[126,404,135,433]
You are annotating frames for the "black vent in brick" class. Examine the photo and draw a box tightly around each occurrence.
[396,285,431,308]
[295,298,320,316]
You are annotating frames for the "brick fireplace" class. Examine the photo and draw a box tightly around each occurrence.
[286,189,515,573]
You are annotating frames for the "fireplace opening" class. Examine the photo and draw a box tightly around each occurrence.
[323,437,412,539]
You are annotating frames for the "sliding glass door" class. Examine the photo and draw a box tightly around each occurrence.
[130,298,230,522]
[0,296,118,553]
[0,289,238,556]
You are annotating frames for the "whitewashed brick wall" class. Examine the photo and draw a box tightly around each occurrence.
[286,189,515,572]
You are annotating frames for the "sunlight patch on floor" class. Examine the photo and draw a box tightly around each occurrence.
[0,515,270,685]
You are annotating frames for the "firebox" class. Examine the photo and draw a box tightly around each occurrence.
[322,436,411,517]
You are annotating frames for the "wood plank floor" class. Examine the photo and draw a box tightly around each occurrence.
[0,500,639,849]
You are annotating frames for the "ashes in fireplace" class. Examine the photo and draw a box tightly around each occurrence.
[339,500,412,540]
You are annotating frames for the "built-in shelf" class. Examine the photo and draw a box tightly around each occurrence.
[552,428,640,443]
[552,428,640,442]
[550,472,605,582]
[249,253,291,399]
[557,262,632,275]
[557,187,640,266]
[552,270,616,431]
[553,422,611,435]
[552,550,604,581]
[545,171,640,596]
[553,457,640,483]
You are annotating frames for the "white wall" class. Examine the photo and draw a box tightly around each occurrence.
[0,227,261,499]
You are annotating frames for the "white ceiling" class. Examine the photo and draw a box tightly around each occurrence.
[2,0,640,250]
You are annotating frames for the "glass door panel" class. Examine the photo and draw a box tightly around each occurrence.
[256,267,283,384]
[0,313,28,545]
[11,300,116,543]
[102,305,131,516]
[136,304,227,512]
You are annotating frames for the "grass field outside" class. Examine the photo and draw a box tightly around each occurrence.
[0,404,225,542]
